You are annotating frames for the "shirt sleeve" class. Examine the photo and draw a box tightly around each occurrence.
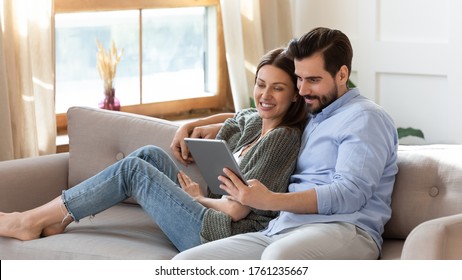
[315,109,398,215]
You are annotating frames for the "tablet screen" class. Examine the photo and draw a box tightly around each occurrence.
[184,138,247,195]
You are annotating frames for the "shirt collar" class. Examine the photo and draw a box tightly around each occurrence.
[310,88,360,122]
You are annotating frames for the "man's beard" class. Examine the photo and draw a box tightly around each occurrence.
[306,85,339,114]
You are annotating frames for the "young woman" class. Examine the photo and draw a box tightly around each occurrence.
[0,48,307,252]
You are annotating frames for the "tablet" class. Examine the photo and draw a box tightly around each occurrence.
[184,138,247,195]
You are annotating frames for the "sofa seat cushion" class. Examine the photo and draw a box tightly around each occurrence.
[0,204,178,259]
[380,239,404,260]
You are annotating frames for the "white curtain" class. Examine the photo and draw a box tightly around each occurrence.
[0,0,55,161]
[220,0,294,111]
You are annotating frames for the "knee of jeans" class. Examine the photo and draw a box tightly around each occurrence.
[139,145,167,158]
[133,145,156,155]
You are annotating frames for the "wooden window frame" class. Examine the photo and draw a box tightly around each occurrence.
[54,0,231,134]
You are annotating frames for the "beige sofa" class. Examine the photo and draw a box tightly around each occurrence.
[1,106,461,260]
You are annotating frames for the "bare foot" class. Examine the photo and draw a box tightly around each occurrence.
[0,212,42,241]
[41,223,67,237]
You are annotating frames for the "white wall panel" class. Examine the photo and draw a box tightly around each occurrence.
[292,0,359,40]
[291,0,462,143]
[378,73,455,144]
[378,0,450,43]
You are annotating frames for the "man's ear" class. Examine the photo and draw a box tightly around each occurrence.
[338,65,349,83]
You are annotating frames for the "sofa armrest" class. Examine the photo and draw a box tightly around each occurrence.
[401,213,462,260]
[0,153,69,212]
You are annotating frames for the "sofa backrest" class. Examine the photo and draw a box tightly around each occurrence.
[66,106,206,189]
[384,145,462,239]
[67,107,462,240]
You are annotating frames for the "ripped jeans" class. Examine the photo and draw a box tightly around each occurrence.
[61,145,207,252]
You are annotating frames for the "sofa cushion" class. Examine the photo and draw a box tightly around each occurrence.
[380,239,404,260]
[384,145,462,239]
[66,106,205,189]
[0,204,178,259]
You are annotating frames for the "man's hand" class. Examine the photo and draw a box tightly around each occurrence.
[190,123,223,139]
[178,170,251,221]
[170,124,194,165]
[220,168,319,214]
[218,168,274,211]
[170,123,223,165]
[170,113,233,165]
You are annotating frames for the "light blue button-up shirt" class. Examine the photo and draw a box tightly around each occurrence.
[261,88,399,249]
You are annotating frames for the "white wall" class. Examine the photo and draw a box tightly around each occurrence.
[291,0,462,144]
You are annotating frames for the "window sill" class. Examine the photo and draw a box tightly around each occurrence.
[56,134,69,153]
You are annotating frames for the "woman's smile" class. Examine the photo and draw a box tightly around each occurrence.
[259,102,276,111]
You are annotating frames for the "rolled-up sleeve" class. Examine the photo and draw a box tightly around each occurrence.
[315,110,395,215]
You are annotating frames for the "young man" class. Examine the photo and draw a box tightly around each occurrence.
[171,27,398,259]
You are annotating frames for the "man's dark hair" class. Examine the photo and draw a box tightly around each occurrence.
[286,27,353,78]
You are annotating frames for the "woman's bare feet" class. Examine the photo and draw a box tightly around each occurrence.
[0,212,43,241]
[0,196,74,241]
[41,218,72,237]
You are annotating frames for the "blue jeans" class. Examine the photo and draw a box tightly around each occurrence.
[62,145,207,252]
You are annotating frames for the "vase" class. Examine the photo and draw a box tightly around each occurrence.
[99,88,120,111]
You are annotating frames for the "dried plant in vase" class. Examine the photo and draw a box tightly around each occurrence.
[96,39,123,110]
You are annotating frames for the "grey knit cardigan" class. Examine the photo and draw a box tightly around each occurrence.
[200,108,302,243]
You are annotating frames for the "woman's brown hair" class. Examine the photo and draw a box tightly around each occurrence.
[255,48,308,131]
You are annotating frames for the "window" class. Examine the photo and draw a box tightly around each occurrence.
[54,0,229,132]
